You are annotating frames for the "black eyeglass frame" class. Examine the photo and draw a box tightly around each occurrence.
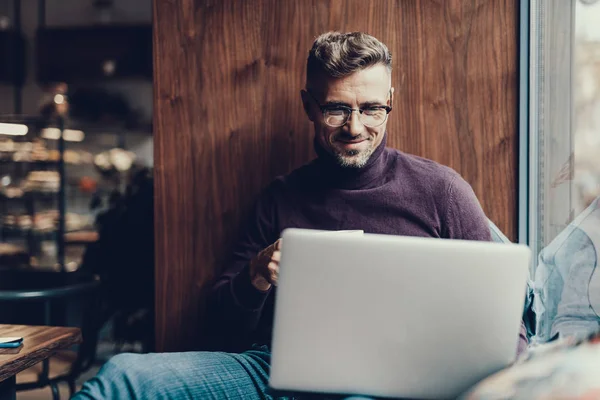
[306,89,393,128]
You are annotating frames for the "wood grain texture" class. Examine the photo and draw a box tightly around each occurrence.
[0,325,81,382]
[154,0,518,351]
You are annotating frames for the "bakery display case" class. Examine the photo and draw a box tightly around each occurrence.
[0,111,139,272]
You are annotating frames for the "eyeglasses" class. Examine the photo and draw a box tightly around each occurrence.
[307,90,392,128]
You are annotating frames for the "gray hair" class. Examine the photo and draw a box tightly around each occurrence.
[306,31,392,87]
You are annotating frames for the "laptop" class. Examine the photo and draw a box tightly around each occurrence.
[269,228,531,399]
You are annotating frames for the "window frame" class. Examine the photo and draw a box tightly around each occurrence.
[523,0,577,273]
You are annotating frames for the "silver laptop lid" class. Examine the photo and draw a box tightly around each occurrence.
[269,228,530,399]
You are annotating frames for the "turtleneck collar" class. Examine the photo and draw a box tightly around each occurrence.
[312,132,390,190]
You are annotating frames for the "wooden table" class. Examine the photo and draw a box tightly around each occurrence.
[0,325,82,400]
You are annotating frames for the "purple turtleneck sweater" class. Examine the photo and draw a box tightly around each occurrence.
[207,135,528,355]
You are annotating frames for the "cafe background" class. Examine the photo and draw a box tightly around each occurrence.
[0,0,152,398]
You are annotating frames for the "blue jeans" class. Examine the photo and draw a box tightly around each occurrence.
[72,345,374,400]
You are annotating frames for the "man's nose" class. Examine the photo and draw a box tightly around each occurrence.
[345,111,364,136]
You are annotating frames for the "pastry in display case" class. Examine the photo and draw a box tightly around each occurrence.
[22,170,60,192]
[0,242,28,268]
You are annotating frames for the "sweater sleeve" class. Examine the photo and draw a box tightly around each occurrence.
[443,174,492,242]
[205,184,280,346]
[443,173,530,355]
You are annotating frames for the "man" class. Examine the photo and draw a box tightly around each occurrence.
[74,31,527,400]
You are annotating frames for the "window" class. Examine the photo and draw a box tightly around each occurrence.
[529,0,600,342]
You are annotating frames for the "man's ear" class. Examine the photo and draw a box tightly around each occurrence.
[300,90,315,122]
[388,87,395,108]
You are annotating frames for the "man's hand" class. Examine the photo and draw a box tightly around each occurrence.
[249,239,282,292]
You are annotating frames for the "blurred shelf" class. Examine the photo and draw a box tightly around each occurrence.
[43,121,153,136]
[65,230,98,245]
[0,159,59,166]
[1,227,57,241]
[1,227,95,240]
[0,159,93,167]
[0,114,152,136]
[0,191,58,201]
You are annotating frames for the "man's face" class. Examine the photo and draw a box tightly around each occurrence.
[302,65,393,168]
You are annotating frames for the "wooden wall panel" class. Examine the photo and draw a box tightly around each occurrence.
[154,0,519,351]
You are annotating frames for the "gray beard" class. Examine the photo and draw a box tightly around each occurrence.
[334,147,374,169]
